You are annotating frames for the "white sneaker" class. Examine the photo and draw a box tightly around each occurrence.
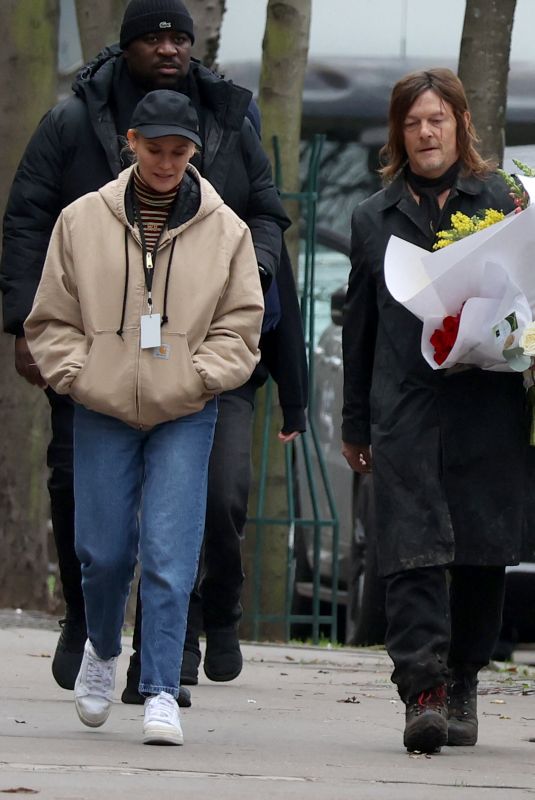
[143,691,183,745]
[74,639,117,728]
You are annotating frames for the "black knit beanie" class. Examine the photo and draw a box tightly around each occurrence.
[120,0,195,49]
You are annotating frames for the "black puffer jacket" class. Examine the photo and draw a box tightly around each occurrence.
[0,47,288,335]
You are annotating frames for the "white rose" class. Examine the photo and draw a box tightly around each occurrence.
[519,321,535,355]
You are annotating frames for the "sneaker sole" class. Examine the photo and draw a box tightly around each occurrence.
[143,726,184,746]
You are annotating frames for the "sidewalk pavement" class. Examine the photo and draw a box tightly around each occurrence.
[1,612,535,799]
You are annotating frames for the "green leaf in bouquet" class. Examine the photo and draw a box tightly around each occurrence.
[502,347,531,372]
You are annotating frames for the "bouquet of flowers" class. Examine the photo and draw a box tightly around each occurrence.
[384,171,535,373]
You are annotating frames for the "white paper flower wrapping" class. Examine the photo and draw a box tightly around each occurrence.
[384,178,535,372]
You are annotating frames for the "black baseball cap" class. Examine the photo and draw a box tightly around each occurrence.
[130,90,202,147]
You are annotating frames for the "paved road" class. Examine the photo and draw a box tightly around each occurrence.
[1,613,534,799]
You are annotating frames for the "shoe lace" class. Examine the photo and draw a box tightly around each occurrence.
[147,693,177,721]
[416,684,447,711]
[86,653,115,697]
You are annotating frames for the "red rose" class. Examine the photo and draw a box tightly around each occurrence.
[430,312,461,365]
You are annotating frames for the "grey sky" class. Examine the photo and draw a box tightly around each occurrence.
[219,0,535,64]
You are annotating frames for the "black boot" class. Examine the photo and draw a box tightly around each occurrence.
[121,652,192,708]
[181,649,201,685]
[403,684,448,753]
[447,675,478,746]
[52,611,87,690]
[204,625,243,682]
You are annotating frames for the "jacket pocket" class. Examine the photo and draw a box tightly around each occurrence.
[138,332,213,426]
[70,329,138,423]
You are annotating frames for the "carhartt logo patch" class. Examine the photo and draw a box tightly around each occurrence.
[153,343,170,360]
[159,21,172,28]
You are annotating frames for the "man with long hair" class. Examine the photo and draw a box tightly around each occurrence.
[342,68,527,753]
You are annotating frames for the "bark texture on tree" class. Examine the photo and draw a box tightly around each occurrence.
[188,0,227,68]
[458,0,517,165]
[258,0,311,271]
[75,0,128,62]
[0,0,59,608]
[242,1,311,642]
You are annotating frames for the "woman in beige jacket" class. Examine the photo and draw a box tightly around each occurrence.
[25,90,264,746]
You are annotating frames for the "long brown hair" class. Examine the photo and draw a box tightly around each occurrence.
[379,67,493,182]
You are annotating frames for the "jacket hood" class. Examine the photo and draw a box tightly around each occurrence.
[72,44,121,98]
[98,163,225,234]
[72,46,251,128]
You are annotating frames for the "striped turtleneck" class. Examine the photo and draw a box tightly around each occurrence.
[133,165,179,251]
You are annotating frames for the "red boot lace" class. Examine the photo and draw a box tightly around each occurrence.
[416,684,447,712]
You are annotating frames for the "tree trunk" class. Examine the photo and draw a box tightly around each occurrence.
[0,0,59,609]
[75,0,128,62]
[258,0,311,272]
[242,1,311,642]
[458,0,517,165]
[188,0,227,69]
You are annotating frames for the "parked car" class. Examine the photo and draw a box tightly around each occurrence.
[294,146,535,653]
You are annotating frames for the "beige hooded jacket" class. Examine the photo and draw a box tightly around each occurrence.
[25,165,264,429]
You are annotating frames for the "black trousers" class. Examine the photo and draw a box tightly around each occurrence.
[385,564,506,702]
[46,389,85,618]
[133,391,255,657]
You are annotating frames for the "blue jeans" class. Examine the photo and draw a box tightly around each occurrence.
[73,400,217,698]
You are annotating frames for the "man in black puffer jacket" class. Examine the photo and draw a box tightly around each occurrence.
[1,0,306,704]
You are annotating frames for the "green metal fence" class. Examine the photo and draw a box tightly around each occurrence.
[247,134,341,644]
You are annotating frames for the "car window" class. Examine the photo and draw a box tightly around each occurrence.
[298,242,350,345]
[301,140,381,241]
